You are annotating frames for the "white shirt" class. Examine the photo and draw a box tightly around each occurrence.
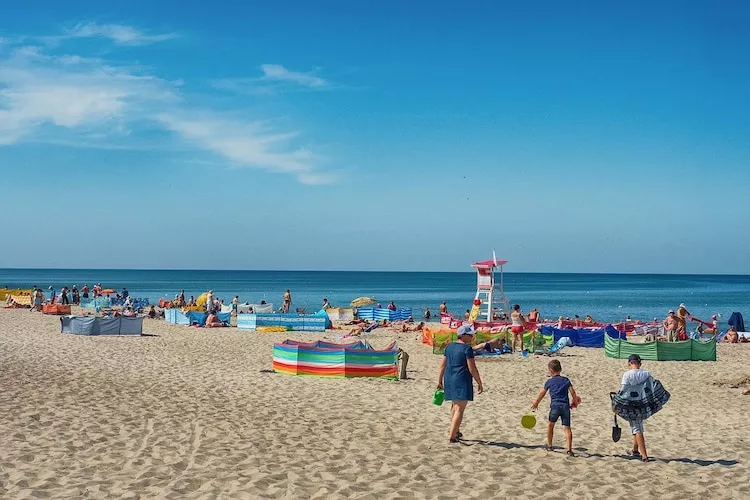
[621,368,651,387]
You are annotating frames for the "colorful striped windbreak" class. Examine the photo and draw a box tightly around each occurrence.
[273,340,399,379]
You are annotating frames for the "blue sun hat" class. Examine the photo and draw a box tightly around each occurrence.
[457,324,475,336]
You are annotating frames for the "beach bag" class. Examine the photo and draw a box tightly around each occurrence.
[611,376,670,421]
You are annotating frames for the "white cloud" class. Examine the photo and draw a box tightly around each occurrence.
[0,46,177,145]
[156,113,332,185]
[0,36,332,184]
[65,22,177,46]
[259,64,327,88]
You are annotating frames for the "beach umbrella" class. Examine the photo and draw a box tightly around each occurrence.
[351,297,377,308]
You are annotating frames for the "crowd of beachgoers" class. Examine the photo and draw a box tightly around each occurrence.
[5,282,746,345]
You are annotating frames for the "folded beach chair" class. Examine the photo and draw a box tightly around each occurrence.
[534,337,572,356]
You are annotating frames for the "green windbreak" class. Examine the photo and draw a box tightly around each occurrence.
[604,335,716,361]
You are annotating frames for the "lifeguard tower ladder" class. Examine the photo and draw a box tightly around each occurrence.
[471,259,510,323]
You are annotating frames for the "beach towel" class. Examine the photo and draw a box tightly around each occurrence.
[611,376,670,421]
[728,312,745,333]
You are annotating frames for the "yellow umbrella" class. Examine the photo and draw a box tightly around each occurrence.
[351,297,377,308]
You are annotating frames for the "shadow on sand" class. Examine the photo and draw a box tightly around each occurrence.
[465,441,739,466]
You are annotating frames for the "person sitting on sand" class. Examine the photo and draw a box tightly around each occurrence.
[387,301,397,311]
[439,301,447,315]
[147,305,158,319]
[205,313,223,328]
[464,309,471,320]
[724,327,739,343]
[424,308,431,321]
[401,322,425,333]
[122,307,137,318]
[584,314,595,323]
[322,298,332,310]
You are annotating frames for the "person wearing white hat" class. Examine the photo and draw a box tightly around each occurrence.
[437,324,484,443]
[676,304,691,339]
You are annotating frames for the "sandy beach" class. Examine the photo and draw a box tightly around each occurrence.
[0,309,748,499]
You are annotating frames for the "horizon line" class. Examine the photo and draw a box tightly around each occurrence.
[0,267,748,277]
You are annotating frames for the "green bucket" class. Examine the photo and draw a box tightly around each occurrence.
[432,389,445,406]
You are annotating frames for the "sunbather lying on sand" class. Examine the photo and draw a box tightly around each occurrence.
[724,328,739,343]
[348,321,378,336]
[401,321,425,332]
[472,337,506,353]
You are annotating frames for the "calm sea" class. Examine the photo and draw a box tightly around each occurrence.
[1,269,748,325]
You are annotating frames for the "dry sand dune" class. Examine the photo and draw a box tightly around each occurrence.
[0,309,748,499]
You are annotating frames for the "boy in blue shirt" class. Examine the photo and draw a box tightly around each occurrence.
[531,359,579,455]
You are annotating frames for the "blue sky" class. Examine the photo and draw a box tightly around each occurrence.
[1,1,748,273]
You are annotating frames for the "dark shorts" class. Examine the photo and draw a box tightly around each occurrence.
[549,405,571,427]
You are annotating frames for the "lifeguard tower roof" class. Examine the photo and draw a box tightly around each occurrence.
[471,259,508,268]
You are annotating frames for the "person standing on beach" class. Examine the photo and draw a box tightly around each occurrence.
[437,324,483,443]
[60,287,69,305]
[528,308,540,323]
[48,286,56,304]
[676,303,691,339]
[206,290,214,312]
[662,310,677,341]
[232,296,239,316]
[71,285,79,305]
[620,354,651,462]
[439,301,448,315]
[424,308,431,321]
[283,289,292,313]
[510,304,526,353]
[81,284,89,299]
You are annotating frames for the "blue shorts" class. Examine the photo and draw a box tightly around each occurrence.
[549,405,571,427]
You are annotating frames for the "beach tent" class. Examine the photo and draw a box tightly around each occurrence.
[273,339,399,379]
[60,316,143,336]
[604,334,716,361]
[539,325,626,348]
[356,307,413,322]
[315,309,333,329]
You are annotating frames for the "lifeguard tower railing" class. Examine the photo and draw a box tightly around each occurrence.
[472,259,511,323]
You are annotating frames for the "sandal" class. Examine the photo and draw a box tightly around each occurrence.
[631,449,641,458]
[566,450,575,457]
[457,432,463,439]
[449,437,459,444]
[642,457,651,463]
[545,445,554,452]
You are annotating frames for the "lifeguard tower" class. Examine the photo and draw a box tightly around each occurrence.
[471,258,511,323]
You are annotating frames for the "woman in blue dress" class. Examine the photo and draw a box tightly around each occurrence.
[437,325,484,443]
